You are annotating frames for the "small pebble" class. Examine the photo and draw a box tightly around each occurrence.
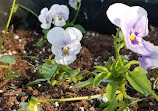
[38,84,41,87]
[150,77,155,81]
[12,51,17,54]
[14,35,20,39]
[79,107,84,111]
[19,39,22,43]
[69,86,73,89]
[55,102,59,107]
[19,102,28,108]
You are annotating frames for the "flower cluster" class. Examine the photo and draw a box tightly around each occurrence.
[106,3,158,69]
[38,4,69,28]
[47,27,82,65]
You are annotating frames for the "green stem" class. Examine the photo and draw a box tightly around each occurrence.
[18,4,38,18]
[0,0,16,54]
[32,93,106,103]
[118,97,128,111]
[114,29,124,68]
[72,2,81,24]
[128,98,146,106]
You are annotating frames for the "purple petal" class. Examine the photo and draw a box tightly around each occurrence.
[124,36,155,55]
[139,46,158,69]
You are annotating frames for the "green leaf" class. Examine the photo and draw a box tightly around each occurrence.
[39,64,58,83]
[65,68,77,83]
[125,60,140,69]
[51,80,60,86]
[93,72,111,87]
[74,24,86,34]
[44,59,56,65]
[94,66,109,73]
[106,81,118,102]
[25,79,46,87]
[13,4,19,13]
[0,56,16,65]
[103,100,120,111]
[6,73,20,80]
[99,102,110,108]
[73,77,94,89]
[42,29,49,39]
[33,37,44,47]
[126,66,151,95]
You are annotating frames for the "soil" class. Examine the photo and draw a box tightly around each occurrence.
[0,25,158,111]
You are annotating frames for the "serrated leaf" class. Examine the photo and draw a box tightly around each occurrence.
[73,77,93,89]
[106,81,118,102]
[126,66,151,95]
[0,56,16,65]
[6,73,20,80]
[74,24,86,34]
[25,79,46,87]
[93,72,111,87]
[125,60,140,69]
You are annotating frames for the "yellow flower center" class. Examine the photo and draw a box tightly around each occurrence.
[130,34,135,41]
[58,16,62,20]
[63,48,68,54]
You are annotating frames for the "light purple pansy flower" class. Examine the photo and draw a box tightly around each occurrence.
[38,8,53,29]
[106,3,155,56]
[47,27,82,65]
[138,46,158,69]
[69,0,81,10]
[50,4,69,27]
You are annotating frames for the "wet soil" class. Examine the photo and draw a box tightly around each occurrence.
[0,25,158,111]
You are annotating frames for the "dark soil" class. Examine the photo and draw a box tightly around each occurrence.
[0,25,158,111]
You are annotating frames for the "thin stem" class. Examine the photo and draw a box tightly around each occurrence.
[114,29,124,68]
[18,4,38,18]
[72,2,81,24]
[118,97,128,111]
[0,0,16,54]
[128,98,146,106]
[32,93,106,103]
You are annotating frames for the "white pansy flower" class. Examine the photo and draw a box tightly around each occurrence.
[69,0,81,10]
[47,27,82,65]
[38,8,53,29]
[50,4,69,27]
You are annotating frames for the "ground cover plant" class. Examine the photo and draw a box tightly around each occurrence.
[0,0,158,111]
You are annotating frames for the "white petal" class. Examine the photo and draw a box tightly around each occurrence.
[41,23,51,29]
[47,27,65,44]
[38,8,48,22]
[69,40,81,54]
[51,45,62,56]
[53,18,66,27]
[55,54,76,65]
[59,5,69,21]
[106,3,130,27]
[41,7,48,14]
[50,4,69,21]
[66,27,83,41]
